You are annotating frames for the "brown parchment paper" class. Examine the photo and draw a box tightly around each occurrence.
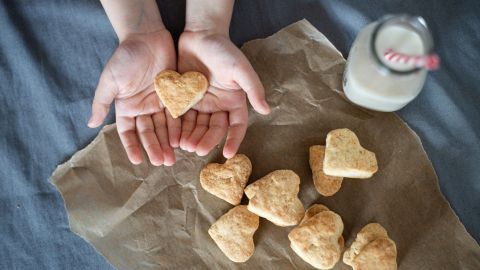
[50,20,480,270]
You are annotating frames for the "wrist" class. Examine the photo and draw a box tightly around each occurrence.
[184,18,230,38]
[119,20,165,42]
[101,0,166,43]
[184,0,234,38]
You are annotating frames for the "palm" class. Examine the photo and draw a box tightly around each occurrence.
[90,30,179,166]
[177,32,268,158]
[112,31,174,117]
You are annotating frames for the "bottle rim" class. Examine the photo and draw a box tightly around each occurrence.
[370,14,434,75]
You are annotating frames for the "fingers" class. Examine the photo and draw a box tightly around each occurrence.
[185,113,210,152]
[89,68,117,128]
[233,57,270,115]
[166,110,182,148]
[223,106,248,159]
[179,110,197,150]
[136,115,164,166]
[196,112,228,156]
[152,112,176,166]
[116,116,143,165]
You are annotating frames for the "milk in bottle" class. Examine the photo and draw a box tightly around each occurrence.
[343,15,437,112]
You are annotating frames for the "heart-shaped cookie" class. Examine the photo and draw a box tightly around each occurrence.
[323,128,378,178]
[244,170,304,226]
[343,223,397,270]
[154,70,208,118]
[200,154,252,205]
[310,145,343,196]
[288,204,344,270]
[208,205,260,263]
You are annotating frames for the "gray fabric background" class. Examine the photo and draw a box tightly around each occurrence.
[0,0,478,269]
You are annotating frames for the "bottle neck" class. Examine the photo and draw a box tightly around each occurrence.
[370,15,434,75]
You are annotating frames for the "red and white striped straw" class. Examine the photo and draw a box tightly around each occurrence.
[384,48,440,70]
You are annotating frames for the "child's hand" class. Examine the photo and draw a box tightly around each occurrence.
[88,29,180,166]
[177,31,270,158]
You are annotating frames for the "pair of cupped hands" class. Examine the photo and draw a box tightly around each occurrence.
[87,28,270,166]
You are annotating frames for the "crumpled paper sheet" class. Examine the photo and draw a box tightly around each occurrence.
[50,20,480,269]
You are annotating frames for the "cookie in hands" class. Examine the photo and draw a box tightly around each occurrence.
[154,70,208,118]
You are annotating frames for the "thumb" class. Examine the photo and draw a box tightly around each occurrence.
[88,67,117,128]
[233,57,270,115]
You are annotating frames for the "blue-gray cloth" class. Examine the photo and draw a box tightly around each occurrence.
[0,0,478,269]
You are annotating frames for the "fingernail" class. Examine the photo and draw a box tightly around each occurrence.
[164,158,174,166]
[223,151,233,159]
[262,101,271,114]
[132,160,142,165]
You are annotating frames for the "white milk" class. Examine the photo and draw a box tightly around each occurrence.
[376,26,425,71]
[343,15,432,112]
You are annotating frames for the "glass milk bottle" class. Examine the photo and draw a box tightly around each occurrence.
[343,15,438,112]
